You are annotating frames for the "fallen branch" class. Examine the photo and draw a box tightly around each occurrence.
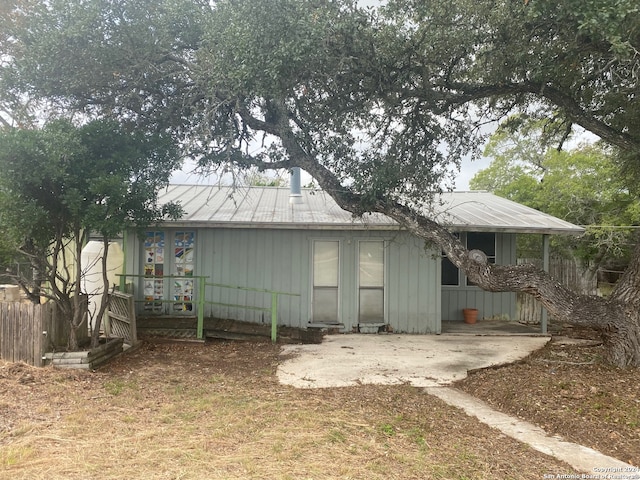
[535,359,596,366]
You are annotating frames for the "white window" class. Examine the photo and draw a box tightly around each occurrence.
[466,232,496,286]
[441,232,496,287]
[358,241,385,324]
[312,240,340,323]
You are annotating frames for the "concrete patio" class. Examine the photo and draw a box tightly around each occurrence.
[276,332,629,473]
[277,333,549,389]
[441,319,546,335]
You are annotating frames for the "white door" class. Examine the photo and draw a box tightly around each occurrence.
[312,240,340,323]
[358,241,385,324]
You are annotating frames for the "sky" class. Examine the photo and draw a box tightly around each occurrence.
[170,155,489,191]
[454,156,492,190]
[170,125,600,191]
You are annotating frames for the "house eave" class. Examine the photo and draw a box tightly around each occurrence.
[449,225,586,236]
[153,220,403,231]
[152,220,584,236]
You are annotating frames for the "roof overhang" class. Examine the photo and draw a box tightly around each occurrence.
[154,185,585,236]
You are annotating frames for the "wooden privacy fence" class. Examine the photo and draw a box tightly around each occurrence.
[0,302,57,367]
[517,257,596,324]
[1,293,136,368]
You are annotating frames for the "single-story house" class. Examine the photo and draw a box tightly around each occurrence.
[121,184,584,337]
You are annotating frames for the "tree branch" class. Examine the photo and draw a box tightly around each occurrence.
[440,81,639,153]
[269,114,618,330]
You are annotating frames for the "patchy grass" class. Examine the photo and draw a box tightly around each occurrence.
[1,339,578,479]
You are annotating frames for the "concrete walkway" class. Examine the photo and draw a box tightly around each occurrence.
[277,334,633,473]
[426,386,631,474]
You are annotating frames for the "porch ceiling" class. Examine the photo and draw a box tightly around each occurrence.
[158,185,584,236]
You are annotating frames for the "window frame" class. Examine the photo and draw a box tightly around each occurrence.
[465,232,496,286]
[310,238,342,323]
[441,232,497,288]
[357,239,386,324]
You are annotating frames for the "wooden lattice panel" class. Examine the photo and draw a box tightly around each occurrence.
[107,292,137,346]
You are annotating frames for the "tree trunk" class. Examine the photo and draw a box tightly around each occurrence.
[68,319,80,351]
[258,100,640,367]
[68,226,87,351]
[56,296,80,351]
[295,148,640,367]
[601,236,640,367]
[384,200,640,368]
[600,315,640,367]
[90,237,112,348]
[65,294,88,352]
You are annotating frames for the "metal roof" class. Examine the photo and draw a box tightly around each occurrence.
[431,191,584,235]
[158,185,584,235]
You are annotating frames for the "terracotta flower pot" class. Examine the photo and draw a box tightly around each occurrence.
[463,308,478,324]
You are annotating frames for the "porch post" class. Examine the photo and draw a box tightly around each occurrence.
[541,234,550,334]
[197,278,205,339]
[120,230,128,292]
[271,292,278,343]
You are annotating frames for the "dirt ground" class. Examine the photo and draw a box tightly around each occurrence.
[0,326,638,479]
[456,325,640,466]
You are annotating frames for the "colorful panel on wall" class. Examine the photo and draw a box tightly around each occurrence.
[144,231,165,312]
[173,231,195,311]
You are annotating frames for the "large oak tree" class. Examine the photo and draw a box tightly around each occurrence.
[2,0,640,365]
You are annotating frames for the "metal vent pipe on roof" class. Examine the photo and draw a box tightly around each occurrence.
[289,167,302,204]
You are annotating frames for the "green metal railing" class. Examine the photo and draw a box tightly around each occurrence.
[201,282,300,342]
[117,274,299,342]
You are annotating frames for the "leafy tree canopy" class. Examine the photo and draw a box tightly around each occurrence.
[471,122,640,268]
[0,119,182,348]
[2,0,640,365]
[0,119,181,250]
[2,0,638,202]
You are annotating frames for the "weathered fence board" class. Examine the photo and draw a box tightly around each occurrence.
[42,337,124,369]
[0,296,130,368]
[517,257,596,324]
[0,302,57,367]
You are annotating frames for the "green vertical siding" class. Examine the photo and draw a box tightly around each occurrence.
[386,234,440,333]
[129,227,441,334]
[127,226,518,331]
[441,232,517,321]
